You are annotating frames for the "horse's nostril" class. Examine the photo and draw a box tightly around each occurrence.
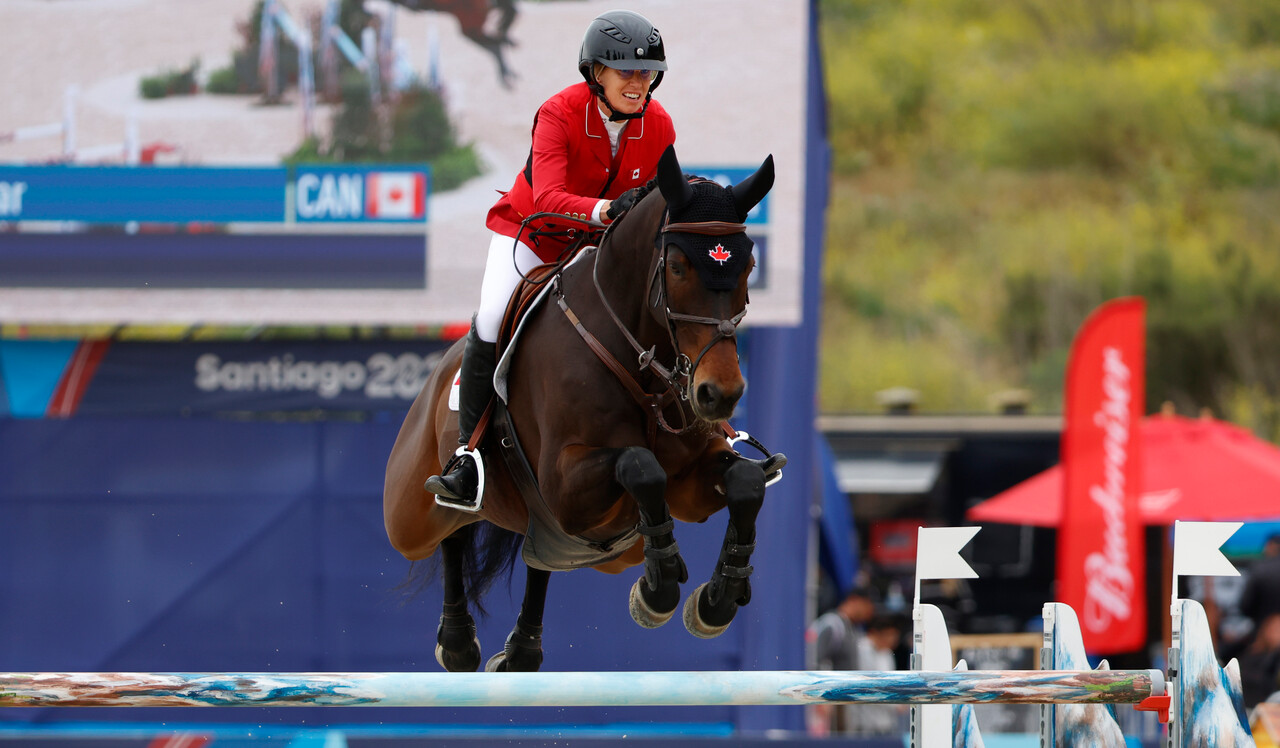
[697,381,744,414]
[727,381,744,403]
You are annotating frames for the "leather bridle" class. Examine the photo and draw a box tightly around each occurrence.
[643,213,750,398]
[551,201,749,442]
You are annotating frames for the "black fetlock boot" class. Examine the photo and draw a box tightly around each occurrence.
[425,324,497,509]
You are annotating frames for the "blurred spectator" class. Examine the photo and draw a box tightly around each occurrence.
[853,614,909,734]
[1237,535,1280,710]
[807,589,906,736]
[1239,614,1280,709]
[1240,534,1280,626]
[810,588,875,671]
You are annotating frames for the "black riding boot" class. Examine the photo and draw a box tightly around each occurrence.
[425,325,497,507]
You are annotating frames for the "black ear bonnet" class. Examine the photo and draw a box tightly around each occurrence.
[663,182,755,291]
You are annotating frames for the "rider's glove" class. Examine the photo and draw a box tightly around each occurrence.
[605,186,645,221]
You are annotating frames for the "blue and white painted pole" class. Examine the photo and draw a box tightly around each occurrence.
[0,669,1162,709]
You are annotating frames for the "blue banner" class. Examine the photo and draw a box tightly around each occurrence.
[748,234,768,289]
[0,165,287,223]
[0,164,432,224]
[688,165,769,225]
[67,341,454,414]
[0,232,427,289]
[294,165,429,223]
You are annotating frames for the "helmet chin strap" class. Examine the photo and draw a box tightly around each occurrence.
[589,82,651,122]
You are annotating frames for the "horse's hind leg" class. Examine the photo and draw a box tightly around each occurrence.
[494,0,517,43]
[436,534,483,672]
[485,566,550,672]
[684,458,766,639]
[617,446,688,628]
[460,29,515,89]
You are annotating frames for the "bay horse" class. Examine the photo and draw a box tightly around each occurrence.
[388,0,518,88]
[384,146,785,672]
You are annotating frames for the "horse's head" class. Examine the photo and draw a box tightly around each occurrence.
[646,146,774,423]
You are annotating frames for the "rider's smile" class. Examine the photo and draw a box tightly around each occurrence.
[596,66,653,116]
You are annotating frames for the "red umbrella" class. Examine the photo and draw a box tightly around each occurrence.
[967,413,1280,526]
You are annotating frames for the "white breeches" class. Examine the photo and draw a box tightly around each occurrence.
[474,231,543,343]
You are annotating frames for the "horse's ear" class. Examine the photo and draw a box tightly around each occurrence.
[656,145,694,212]
[731,154,774,222]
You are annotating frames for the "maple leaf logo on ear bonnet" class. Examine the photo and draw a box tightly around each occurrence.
[709,243,731,264]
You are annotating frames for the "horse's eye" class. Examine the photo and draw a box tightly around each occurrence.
[667,249,689,278]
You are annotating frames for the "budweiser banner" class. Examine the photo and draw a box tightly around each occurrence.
[1058,297,1147,653]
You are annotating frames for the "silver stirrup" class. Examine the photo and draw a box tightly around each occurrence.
[727,430,783,487]
[434,445,486,512]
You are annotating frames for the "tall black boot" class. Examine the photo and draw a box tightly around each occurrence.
[425,324,497,508]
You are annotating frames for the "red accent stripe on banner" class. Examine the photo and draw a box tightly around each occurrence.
[415,172,426,217]
[366,172,379,218]
[146,733,212,748]
[45,339,112,417]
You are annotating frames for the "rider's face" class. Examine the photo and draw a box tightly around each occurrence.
[595,65,654,116]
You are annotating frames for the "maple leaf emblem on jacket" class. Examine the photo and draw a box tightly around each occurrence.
[709,243,731,264]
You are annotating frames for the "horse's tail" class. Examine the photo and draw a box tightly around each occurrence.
[399,522,523,616]
[454,522,524,613]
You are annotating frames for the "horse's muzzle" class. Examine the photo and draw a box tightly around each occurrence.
[692,378,744,423]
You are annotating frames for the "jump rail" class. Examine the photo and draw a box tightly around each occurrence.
[0,670,1163,708]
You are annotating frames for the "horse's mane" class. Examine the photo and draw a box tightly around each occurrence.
[602,171,709,246]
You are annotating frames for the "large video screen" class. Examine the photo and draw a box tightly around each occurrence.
[0,0,809,327]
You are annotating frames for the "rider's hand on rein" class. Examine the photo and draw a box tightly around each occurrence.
[605,186,646,221]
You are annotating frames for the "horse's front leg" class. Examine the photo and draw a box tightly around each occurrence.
[615,446,689,628]
[485,565,550,672]
[683,457,766,638]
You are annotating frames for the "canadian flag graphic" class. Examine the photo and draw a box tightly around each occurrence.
[365,172,426,219]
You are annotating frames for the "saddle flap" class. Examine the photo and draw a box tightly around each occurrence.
[493,247,595,403]
[498,261,562,351]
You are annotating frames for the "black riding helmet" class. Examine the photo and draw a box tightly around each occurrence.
[578,10,666,121]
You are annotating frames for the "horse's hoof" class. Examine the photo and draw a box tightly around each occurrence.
[484,651,508,672]
[435,636,482,672]
[484,649,543,672]
[629,577,676,628]
[683,583,733,639]
[484,630,544,672]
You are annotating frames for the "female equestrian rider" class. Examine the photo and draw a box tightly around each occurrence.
[426,10,677,508]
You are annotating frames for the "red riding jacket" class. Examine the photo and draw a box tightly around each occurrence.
[486,82,677,263]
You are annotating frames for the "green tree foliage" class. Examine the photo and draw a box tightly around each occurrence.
[820,0,1280,439]
[139,61,199,99]
[285,72,480,192]
[205,0,299,96]
[204,0,478,191]
[328,70,381,161]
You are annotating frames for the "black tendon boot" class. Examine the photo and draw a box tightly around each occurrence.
[425,325,497,508]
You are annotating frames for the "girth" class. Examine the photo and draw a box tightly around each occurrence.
[491,403,637,572]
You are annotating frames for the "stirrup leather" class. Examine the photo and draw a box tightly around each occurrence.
[433,445,487,512]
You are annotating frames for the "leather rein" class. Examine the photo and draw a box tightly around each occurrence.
[543,202,749,445]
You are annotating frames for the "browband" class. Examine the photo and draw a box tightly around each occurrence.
[662,220,746,236]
